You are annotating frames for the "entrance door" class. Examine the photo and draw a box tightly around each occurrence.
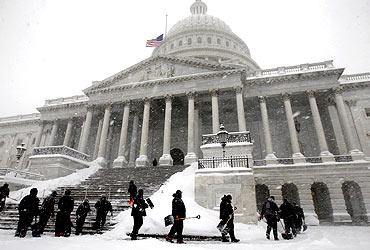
[170,148,184,165]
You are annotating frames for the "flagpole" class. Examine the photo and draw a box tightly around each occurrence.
[165,13,168,37]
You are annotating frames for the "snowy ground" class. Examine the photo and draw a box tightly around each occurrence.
[2,163,370,249]
[1,226,370,250]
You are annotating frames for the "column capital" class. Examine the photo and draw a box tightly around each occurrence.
[282,92,291,101]
[164,94,172,102]
[122,100,131,106]
[306,90,316,98]
[333,86,343,95]
[345,99,357,107]
[258,96,266,103]
[234,86,243,94]
[186,92,196,99]
[142,97,151,104]
[209,89,219,96]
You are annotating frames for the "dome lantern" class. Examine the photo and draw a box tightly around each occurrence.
[190,0,207,15]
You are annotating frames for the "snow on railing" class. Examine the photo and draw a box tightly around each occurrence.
[0,113,40,124]
[250,60,334,78]
[198,156,249,169]
[0,168,44,180]
[340,73,370,83]
[201,131,251,145]
[44,95,88,106]
[33,146,91,162]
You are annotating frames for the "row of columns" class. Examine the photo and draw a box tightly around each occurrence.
[258,89,363,164]
[32,86,363,168]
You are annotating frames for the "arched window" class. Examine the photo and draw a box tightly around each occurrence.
[207,37,212,44]
[197,37,202,44]
[170,43,174,49]
[217,38,221,45]
[226,41,230,47]
[178,40,183,46]
[187,38,192,45]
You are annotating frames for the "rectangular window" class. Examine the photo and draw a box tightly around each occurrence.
[365,108,370,117]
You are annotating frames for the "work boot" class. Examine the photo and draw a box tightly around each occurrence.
[165,235,174,243]
[177,239,185,244]
[231,238,240,243]
[266,233,270,240]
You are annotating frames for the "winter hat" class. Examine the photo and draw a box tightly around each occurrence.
[138,189,144,196]
[226,194,232,201]
[51,191,57,197]
[173,190,182,198]
[65,189,71,196]
[270,196,275,201]
[3,183,9,188]
[83,198,89,204]
[30,188,38,195]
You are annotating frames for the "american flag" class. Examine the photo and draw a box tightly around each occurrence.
[146,34,163,47]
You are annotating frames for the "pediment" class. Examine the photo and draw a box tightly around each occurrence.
[85,55,236,93]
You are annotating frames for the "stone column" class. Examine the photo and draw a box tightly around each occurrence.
[159,95,173,166]
[307,91,334,162]
[327,182,352,223]
[258,96,277,164]
[34,122,45,148]
[97,105,112,165]
[93,119,103,159]
[79,109,93,154]
[282,93,305,163]
[235,86,247,132]
[136,99,151,167]
[210,89,220,134]
[334,88,364,160]
[113,102,130,168]
[185,92,197,165]
[129,114,139,166]
[327,101,347,154]
[63,119,74,147]
[48,120,59,146]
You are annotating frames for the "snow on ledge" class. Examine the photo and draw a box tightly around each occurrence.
[8,160,101,203]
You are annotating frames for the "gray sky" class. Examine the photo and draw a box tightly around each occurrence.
[0,0,369,117]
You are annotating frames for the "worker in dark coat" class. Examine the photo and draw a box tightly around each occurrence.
[0,183,10,212]
[279,198,297,237]
[15,188,40,237]
[94,195,113,230]
[38,191,57,234]
[130,189,148,240]
[293,202,305,233]
[260,196,280,240]
[166,190,186,244]
[128,180,137,207]
[75,199,91,235]
[55,189,74,237]
[219,194,239,243]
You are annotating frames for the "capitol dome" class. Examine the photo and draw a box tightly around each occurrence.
[152,0,259,70]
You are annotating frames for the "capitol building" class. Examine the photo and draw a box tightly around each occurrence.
[1,0,370,224]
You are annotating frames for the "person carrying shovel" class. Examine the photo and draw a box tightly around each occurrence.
[166,190,186,244]
[218,194,240,243]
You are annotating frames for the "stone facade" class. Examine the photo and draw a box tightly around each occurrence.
[1,0,370,224]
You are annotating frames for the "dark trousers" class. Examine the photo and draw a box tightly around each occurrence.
[266,216,278,240]
[131,215,143,237]
[295,217,303,232]
[168,219,183,241]
[55,211,72,236]
[221,219,237,240]
[75,215,87,235]
[94,211,107,229]
[0,197,6,212]
[15,211,34,237]
[38,211,52,234]
[284,216,296,236]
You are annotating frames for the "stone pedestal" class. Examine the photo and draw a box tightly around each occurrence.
[195,167,257,224]
[159,154,173,166]
[135,155,149,167]
[113,156,128,168]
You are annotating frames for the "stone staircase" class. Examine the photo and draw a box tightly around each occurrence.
[0,165,187,235]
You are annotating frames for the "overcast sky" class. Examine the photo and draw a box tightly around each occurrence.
[0,0,369,117]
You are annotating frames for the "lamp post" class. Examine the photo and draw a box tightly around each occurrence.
[217,124,229,158]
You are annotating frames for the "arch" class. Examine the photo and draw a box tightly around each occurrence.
[311,182,333,222]
[281,183,300,205]
[342,181,368,223]
[255,184,270,212]
[170,148,184,166]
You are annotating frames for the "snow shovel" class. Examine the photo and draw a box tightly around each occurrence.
[279,220,293,240]
[217,207,237,234]
[164,215,201,227]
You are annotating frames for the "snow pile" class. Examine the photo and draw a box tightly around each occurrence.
[8,161,101,203]
[104,163,264,240]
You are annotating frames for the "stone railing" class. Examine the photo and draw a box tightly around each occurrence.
[44,95,88,106]
[0,168,44,180]
[253,155,353,166]
[251,60,334,78]
[340,73,370,83]
[33,146,91,162]
[0,113,40,124]
[198,156,249,169]
[201,131,251,145]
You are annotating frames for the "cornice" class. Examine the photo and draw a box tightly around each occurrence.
[37,101,88,112]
